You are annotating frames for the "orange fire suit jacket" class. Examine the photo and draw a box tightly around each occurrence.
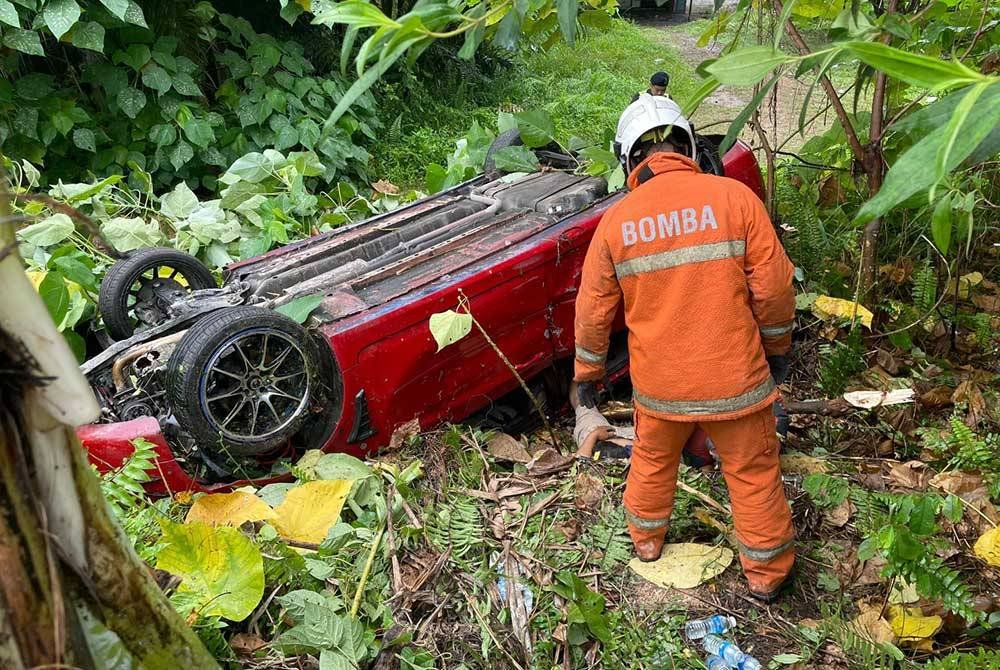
[574,152,794,422]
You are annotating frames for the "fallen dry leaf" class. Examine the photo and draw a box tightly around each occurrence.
[850,608,896,646]
[488,432,532,464]
[629,543,734,589]
[952,381,987,427]
[372,179,400,194]
[876,349,901,375]
[273,479,354,544]
[780,453,828,475]
[526,448,574,477]
[888,461,934,490]
[574,472,604,511]
[554,518,581,541]
[974,527,1000,566]
[972,293,1000,313]
[919,386,955,408]
[812,295,874,329]
[230,633,268,655]
[929,471,984,495]
[387,418,421,452]
[184,491,277,527]
[824,498,854,528]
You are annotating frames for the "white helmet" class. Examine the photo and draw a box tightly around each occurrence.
[614,94,696,174]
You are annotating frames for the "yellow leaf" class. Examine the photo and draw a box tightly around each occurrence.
[974,527,1000,566]
[888,605,942,645]
[185,491,277,527]
[272,479,354,544]
[27,270,47,290]
[628,543,734,589]
[811,295,874,329]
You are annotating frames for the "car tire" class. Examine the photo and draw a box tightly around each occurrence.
[99,247,217,340]
[165,306,321,457]
[483,128,525,177]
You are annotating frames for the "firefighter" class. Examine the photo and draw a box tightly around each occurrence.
[573,94,796,601]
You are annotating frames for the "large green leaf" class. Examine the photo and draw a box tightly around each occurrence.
[156,521,264,622]
[100,217,163,252]
[704,46,793,86]
[855,83,1000,223]
[275,294,324,323]
[494,0,528,50]
[19,213,75,247]
[70,21,104,52]
[99,0,128,19]
[42,0,80,40]
[3,28,44,55]
[141,64,172,95]
[933,80,989,194]
[37,272,70,327]
[314,453,371,481]
[513,109,556,148]
[557,0,577,45]
[492,145,540,173]
[842,41,986,92]
[682,76,721,116]
[0,0,19,27]
[116,86,146,119]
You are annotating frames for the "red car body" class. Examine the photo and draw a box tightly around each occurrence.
[78,141,764,494]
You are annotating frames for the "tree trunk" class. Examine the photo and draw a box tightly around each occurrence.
[0,184,218,668]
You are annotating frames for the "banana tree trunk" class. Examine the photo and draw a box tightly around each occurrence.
[0,183,218,669]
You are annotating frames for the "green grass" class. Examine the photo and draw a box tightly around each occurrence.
[368,18,697,187]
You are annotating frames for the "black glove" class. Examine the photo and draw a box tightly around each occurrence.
[767,354,791,386]
[576,381,599,409]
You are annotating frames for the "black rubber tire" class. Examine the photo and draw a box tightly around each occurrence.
[165,306,321,457]
[483,128,525,177]
[99,247,216,340]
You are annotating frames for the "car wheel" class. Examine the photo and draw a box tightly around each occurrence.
[99,247,217,340]
[165,306,320,457]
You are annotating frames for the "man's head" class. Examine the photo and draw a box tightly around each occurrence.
[614,94,696,174]
[648,71,669,96]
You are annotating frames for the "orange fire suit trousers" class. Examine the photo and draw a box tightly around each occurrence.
[624,405,795,595]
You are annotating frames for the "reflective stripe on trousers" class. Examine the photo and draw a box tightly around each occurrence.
[634,377,775,416]
[626,510,670,531]
[575,345,606,364]
[738,536,795,562]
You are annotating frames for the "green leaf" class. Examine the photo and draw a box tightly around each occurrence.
[0,1,19,27]
[182,117,214,149]
[934,80,990,195]
[681,76,721,116]
[274,125,299,151]
[70,21,104,51]
[773,0,797,49]
[149,123,176,147]
[172,72,203,97]
[99,0,128,19]
[493,0,527,50]
[141,63,172,95]
[42,0,80,39]
[19,213,75,246]
[63,330,86,362]
[556,0,577,45]
[100,217,163,252]
[942,494,963,523]
[52,256,96,291]
[855,84,1000,224]
[155,521,264,621]
[3,28,44,55]
[160,182,199,220]
[458,3,486,59]
[513,109,555,148]
[168,141,194,170]
[117,44,150,71]
[314,453,371,481]
[705,46,792,85]
[72,127,96,152]
[117,86,146,119]
[15,73,53,100]
[429,309,472,351]
[38,272,70,325]
[930,193,952,255]
[492,145,540,173]
[123,0,146,27]
[842,41,985,92]
[721,72,780,152]
[275,294,324,323]
[773,654,804,664]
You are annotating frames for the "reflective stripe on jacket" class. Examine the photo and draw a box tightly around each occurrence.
[573,152,794,422]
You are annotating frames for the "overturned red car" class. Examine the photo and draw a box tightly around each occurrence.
[78,131,764,493]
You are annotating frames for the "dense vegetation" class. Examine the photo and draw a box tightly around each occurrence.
[2,0,1000,667]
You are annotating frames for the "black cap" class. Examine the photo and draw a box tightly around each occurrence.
[650,71,669,87]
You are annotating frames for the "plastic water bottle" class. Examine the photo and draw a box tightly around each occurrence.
[706,655,730,670]
[701,635,762,670]
[684,615,736,640]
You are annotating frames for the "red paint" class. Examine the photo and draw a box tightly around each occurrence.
[77,143,763,492]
